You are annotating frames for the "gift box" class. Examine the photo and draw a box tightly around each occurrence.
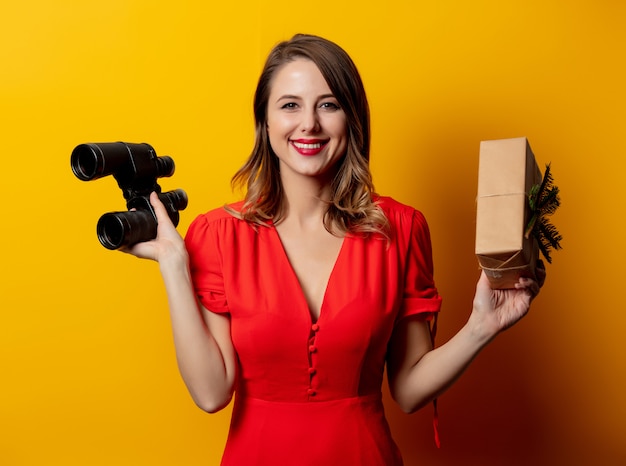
[475,137,541,289]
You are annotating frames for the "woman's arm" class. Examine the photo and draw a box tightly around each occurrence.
[124,192,237,413]
[387,269,543,413]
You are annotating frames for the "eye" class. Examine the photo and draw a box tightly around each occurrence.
[281,102,298,110]
[320,101,341,111]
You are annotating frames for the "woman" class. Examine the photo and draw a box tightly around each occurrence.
[127,34,543,465]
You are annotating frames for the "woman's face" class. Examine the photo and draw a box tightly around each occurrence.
[266,58,348,182]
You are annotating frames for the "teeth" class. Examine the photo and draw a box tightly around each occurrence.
[293,142,322,149]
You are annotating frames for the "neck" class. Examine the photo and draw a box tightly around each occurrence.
[278,172,333,228]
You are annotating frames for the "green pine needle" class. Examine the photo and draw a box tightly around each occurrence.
[526,163,563,263]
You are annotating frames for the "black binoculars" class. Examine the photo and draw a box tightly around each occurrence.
[71,142,188,250]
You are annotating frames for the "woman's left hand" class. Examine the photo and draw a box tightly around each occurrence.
[470,260,546,340]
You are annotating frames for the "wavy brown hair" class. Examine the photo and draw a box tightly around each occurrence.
[230,34,388,237]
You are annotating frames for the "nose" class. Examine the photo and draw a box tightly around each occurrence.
[300,107,320,133]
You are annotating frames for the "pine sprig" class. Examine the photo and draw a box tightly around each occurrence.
[525,163,562,263]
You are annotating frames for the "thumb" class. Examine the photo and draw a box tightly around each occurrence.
[149,191,173,225]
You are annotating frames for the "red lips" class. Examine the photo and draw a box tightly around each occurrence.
[290,139,329,156]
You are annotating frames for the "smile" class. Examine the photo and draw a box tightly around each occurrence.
[293,142,323,149]
[290,139,329,156]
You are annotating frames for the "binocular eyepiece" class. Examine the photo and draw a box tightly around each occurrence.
[71,142,188,250]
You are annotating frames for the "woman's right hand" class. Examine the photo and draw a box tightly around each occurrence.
[121,191,187,263]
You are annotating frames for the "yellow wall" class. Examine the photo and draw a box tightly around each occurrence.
[1,1,624,465]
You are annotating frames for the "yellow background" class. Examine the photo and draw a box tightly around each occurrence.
[1,1,624,465]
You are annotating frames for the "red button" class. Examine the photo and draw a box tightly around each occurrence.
[308,367,316,375]
[308,345,317,353]
[312,324,320,332]
[307,389,316,396]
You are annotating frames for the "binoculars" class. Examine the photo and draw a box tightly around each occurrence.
[71,142,188,250]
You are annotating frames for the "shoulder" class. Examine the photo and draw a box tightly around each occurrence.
[185,201,253,246]
[376,195,428,227]
[373,196,432,252]
[194,201,245,223]
[376,195,414,214]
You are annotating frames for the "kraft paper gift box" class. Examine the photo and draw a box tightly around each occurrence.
[475,137,541,289]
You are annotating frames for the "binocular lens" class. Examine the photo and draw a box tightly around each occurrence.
[71,144,102,181]
[97,210,157,250]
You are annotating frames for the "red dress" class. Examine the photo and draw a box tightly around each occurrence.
[185,197,442,465]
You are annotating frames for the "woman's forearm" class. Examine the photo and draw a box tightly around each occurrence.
[404,320,493,412]
[389,310,498,414]
[391,272,539,413]
[158,249,237,413]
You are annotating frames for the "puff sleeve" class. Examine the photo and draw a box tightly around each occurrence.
[398,209,442,322]
[184,213,230,315]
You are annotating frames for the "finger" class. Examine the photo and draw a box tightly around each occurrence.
[149,192,173,225]
[515,277,540,299]
[477,269,492,289]
[149,191,164,209]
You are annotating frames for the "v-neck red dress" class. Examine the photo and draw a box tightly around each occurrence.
[184,196,442,465]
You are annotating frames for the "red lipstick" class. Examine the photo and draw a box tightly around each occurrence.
[290,139,329,156]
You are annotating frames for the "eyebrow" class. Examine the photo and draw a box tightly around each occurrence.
[275,94,300,103]
[275,93,336,103]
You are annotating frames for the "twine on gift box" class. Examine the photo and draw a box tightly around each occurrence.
[477,192,527,198]
[478,250,529,278]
